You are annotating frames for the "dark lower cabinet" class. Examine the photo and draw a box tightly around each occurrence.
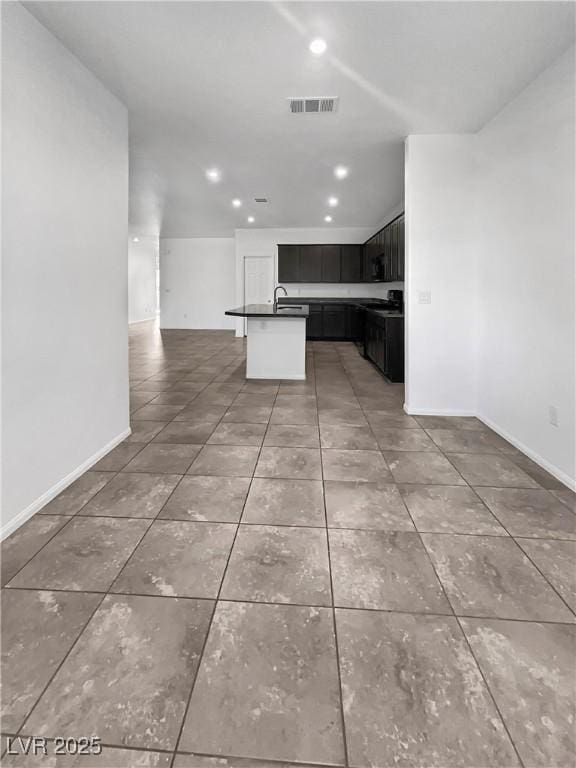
[307,305,323,337]
[364,313,404,382]
[322,305,348,339]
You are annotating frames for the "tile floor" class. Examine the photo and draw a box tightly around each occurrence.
[1,320,575,768]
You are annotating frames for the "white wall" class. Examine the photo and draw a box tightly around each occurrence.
[160,238,236,330]
[404,135,478,416]
[235,227,388,336]
[476,46,575,485]
[404,46,575,487]
[128,235,158,323]
[1,3,129,536]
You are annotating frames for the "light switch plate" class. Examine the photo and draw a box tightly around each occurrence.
[418,290,432,305]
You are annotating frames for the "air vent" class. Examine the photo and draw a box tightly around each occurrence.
[254,198,268,203]
[288,97,339,114]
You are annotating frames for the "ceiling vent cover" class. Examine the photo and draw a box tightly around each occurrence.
[254,198,268,203]
[289,97,339,114]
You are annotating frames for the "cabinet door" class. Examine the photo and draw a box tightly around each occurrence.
[299,245,322,282]
[322,306,347,338]
[321,245,341,282]
[384,317,404,382]
[340,245,363,283]
[277,245,300,282]
[306,305,323,338]
[397,215,405,281]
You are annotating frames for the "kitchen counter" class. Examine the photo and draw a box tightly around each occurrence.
[224,304,308,380]
[225,303,309,318]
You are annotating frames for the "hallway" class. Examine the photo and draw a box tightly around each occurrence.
[2,321,575,767]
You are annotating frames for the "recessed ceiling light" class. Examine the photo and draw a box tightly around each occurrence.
[247,216,255,223]
[334,165,348,179]
[324,215,333,223]
[328,196,339,207]
[132,237,139,243]
[205,168,221,183]
[232,199,242,208]
[309,38,327,55]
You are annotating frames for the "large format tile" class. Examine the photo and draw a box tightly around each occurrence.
[207,422,266,446]
[263,424,320,448]
[422,533,574,622]
[461,618,576,768]
[1,515,69,585]
[221,525,331,605]
[173,756,310,768]
[126,420,167,443]
[447,453,540,488]
[474,487,576,539]
[160,475,250,522]
[329,529,450,613]
[517,538,576,612]
[324,480,414,531]
[25,594,214,750]
[179,601,344,764]
[1,589,101,732]
[92,443,145,471]
[320,424,378,450]
[123,444,201,474]
[365,410,420,429]
[242,478,325,526]
[7,517,150,592]
[318,407,367,427]
[39,471,114,515]
[415,415,486,431]
[130,404,186,421]
[399,484,507,535]
[113,520,235,598]
[384,451,466,485]
[322,449,390,483]
[152,421,217,444]
[80,473,180,518]
[270,405,318,426]
[188,445,260,477]
[255,447,322,480]
[223,405,272,424]
[336,609,519,768]
[374,427,438,452]
[174,404,228,422]
[426,428,506,453]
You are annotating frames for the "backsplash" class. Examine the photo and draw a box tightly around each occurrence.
[281,282,404,299]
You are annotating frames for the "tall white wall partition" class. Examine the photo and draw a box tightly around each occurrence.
[1,3,130,536]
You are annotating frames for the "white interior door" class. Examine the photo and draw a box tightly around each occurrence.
[243,256,274,335]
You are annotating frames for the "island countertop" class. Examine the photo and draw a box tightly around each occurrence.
[225,303,309,318]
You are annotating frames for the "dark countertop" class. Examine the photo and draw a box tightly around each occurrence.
[225,303,310,318]
[278,297,403,318]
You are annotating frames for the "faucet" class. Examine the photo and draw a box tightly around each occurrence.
[273,285,288,311]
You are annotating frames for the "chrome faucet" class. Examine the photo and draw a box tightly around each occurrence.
[273,285,288,311]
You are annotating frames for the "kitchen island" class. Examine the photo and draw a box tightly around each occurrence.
[225,304,309,380]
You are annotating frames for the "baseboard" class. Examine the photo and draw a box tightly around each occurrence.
[404,404,477,417]
[477,413,576,492]
[129,317,156,325]
[0,427,132,541]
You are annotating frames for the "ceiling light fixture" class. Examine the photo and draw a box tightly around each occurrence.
[334,165,348,179]
[247,216,255,223]
[309,38,327,55]
[205,168,221,183]
[328,196,339,207]
[232,199,242,208]
[132,237,139,243]
[324,215,333,223]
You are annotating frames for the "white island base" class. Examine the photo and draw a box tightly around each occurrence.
[246,316,307,380]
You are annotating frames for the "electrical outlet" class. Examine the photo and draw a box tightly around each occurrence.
[418,290,431,305]
[549,405,559,427]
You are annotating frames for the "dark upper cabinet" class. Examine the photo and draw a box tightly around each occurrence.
[340,245,363,283]
[321,245,341,282]
[391,221,399,280]
[277,245,300,282]
[299,245,322,282]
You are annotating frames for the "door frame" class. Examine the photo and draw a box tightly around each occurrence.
[243,255,275,336]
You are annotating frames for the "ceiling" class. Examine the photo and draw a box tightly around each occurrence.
[25,1,575,238]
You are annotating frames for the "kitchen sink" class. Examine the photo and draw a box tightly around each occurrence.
[276,305,303,310]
